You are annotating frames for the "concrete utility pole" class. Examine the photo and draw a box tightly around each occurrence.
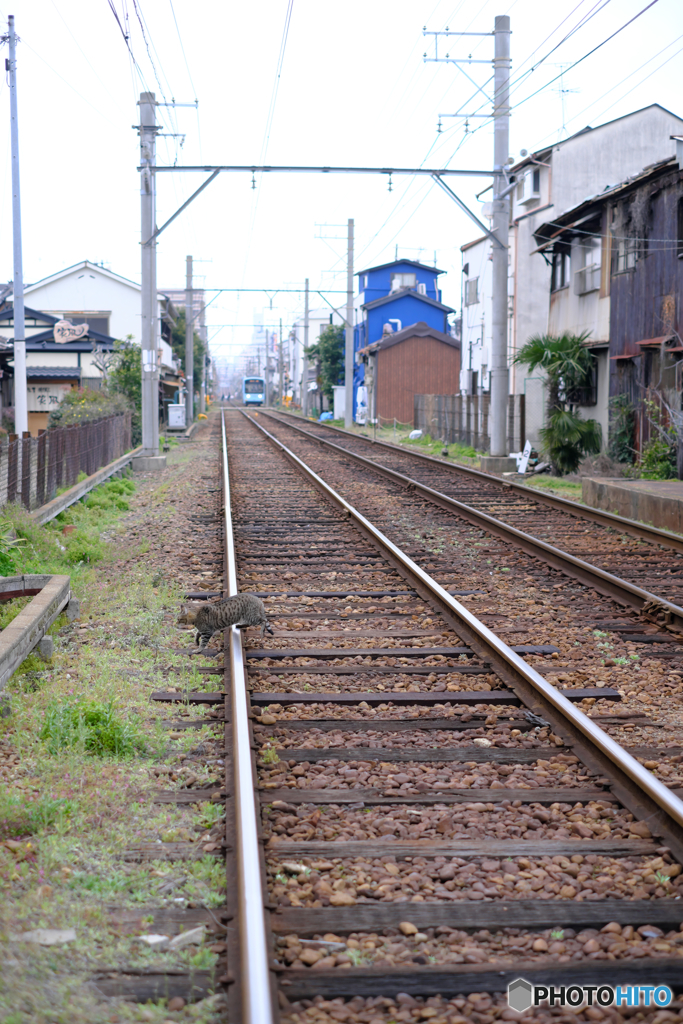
[139,91,162,461]
[185,255,193,426]
[7,16,27,437]
[490,15,511,457]
[302,277,309,417]
[278,319,283,406]
[345,218,354,429]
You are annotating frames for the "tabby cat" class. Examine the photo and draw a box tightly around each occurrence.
[177,593,273,652]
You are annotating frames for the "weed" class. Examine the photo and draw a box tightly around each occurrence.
[261,746,280,765]
[0,595,31,631]
[550,929,565,940]
[188,945,217,970]
[198,803,225,830]
[345,947,373,966]
[40,697,146,757]
[0,792,76,839]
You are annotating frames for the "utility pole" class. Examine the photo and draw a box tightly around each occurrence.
[140,91,161,460]
[490,15,511,456]
[185,255,194,426]
[278,319,283,407]
[302,277,309,417]
[345,218,354,429]
[7,16,27,437]
[423,16,511,456]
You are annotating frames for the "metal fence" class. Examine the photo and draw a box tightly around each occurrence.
[414,394,490,451]
[1,413,132,512]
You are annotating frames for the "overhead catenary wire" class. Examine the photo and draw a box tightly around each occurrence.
[365,1,610,267]
[433,0,664,161]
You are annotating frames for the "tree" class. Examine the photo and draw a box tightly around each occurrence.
[305,324,345,404]
[514,332,602,475]
[108,339,142,445]
[170,310,206,399]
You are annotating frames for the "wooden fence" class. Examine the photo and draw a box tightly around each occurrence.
[1,413,132,512]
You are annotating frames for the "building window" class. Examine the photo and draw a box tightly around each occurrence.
[574,236,601,295]
[677,198,683,259]
[611,235,637,274]
[551,250,570,291]
[465,277,479,306]
[516,169,541,205]
[67,315,110,335]
[567,355,598,407]
[390,272,417,292]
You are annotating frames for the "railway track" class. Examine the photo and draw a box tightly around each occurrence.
[260,410,683,629]
[213,409,683,1023]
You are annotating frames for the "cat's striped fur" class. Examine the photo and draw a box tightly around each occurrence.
[178,593,273,652]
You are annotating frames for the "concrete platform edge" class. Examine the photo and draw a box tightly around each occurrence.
[582,477,683,534]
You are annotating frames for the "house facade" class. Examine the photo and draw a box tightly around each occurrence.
[358,321,461,426]
[354,259,456,421]
[533,149,683,456]
[0,261,182,433]
[460,103,683,450]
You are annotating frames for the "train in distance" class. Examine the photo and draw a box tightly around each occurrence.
[242,376,265,406]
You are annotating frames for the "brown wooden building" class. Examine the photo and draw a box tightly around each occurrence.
[359,321,461,426]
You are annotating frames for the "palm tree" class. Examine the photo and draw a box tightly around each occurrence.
[514,332,602,475]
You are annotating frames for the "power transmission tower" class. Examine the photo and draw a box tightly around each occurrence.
[424,16,511,456]
[6,16,27,437]
[185,255,194,427]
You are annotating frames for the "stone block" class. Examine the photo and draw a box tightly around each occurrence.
[37,636,54,661]
[66,598,80,622]
[479,456,519,474]
[131,455,167,472]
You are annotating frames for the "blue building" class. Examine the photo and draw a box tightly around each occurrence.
[353,259,455,418]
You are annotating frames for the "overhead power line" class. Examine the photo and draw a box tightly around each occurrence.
[512,0,660,112]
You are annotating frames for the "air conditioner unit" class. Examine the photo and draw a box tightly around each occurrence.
[516,169,541,206]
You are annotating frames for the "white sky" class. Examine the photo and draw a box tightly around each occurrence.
[2,0,682,367]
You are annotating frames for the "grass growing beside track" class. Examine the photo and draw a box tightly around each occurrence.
[0,445,227,1023]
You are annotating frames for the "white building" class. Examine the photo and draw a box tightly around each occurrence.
[23,260,176,374]
[290,307,345,409]
[0,260,179,433]
[460,103,683,448]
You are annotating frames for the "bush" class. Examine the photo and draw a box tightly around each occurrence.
[108,340,142,445]
[47,386,131,428]
[40,697,146,757]
[0,519,26,577]
[608,395,636,464]
[640,435,677,479]
[514,332,602,475]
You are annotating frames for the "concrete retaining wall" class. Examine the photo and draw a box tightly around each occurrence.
[582,477,683,534]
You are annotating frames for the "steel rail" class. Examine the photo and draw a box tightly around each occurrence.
[244,410,683,856]
[221,411,275,1024]
[260,410,683,629]
[269,409,683,554]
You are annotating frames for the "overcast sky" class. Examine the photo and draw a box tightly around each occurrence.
[2,0,682,367]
